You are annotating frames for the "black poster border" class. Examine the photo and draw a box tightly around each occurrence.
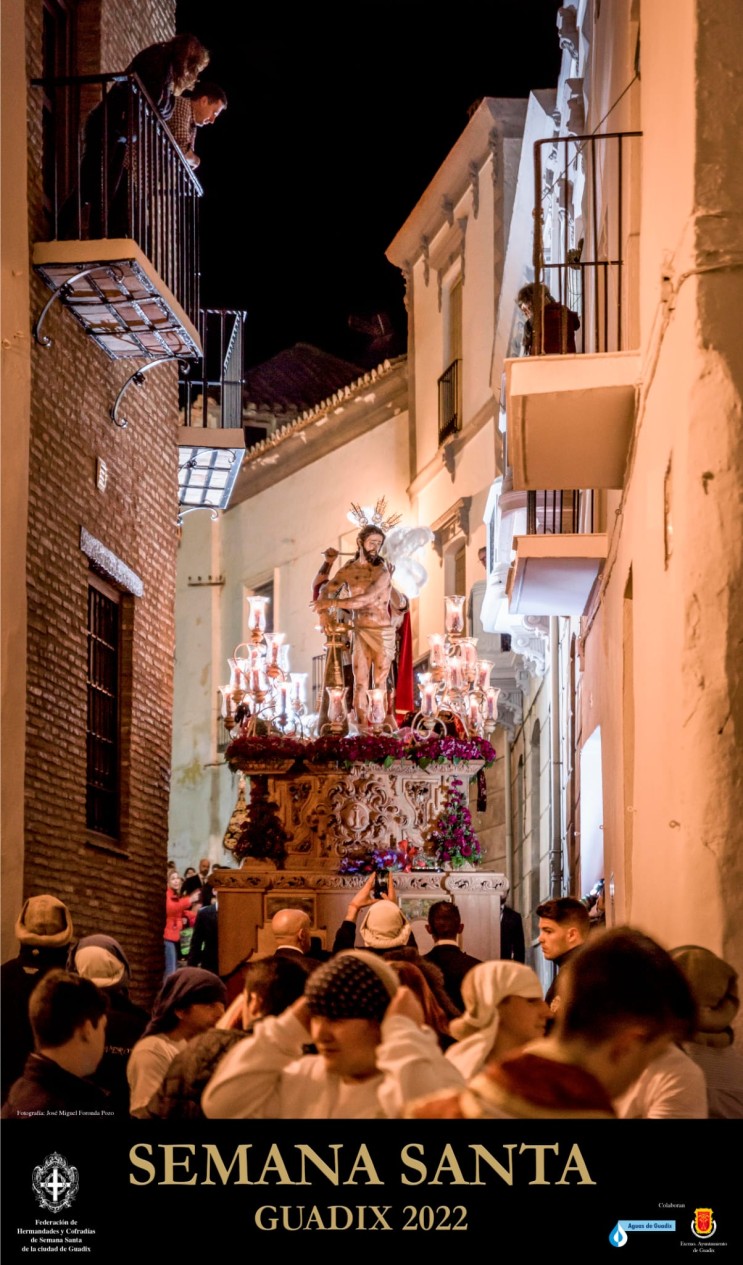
[2,1117,739,1259]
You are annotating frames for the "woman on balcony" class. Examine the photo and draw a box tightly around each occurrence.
[62,33,209,239]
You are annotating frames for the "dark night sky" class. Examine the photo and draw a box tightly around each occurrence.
[175,2,562,367]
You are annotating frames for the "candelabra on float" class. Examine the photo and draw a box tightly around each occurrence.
[412,594,500,740]
[219,594,310,738]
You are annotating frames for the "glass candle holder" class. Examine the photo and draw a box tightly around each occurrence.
[476,659,493,691]
[368,688,386,725]
[421,681,438,716]
[326,686,347,724]
[484,686,501,721]
[447,656,464,692]
[290,673,308,706]
[428,633,446,669]
[263,632,285,671]
[247,594,270,634]
[444,594,466,635]
[227,657,244,693]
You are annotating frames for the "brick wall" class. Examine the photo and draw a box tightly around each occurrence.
[24,0,178,1007]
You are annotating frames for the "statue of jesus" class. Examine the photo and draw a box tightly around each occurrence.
[313,524,400,730]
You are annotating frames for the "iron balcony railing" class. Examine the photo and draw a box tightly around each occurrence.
[180,310,248,428]
[33,72,202,325]
[530,130,642,356]
[526,489,594,535]
[438,358,462,444]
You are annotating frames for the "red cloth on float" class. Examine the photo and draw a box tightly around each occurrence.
[395,610,414,717]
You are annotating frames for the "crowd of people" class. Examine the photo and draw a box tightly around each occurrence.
[2,879,742,1122]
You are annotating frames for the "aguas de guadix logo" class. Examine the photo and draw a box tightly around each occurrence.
[692,1207,716,1239]
[609,1208,718,1248]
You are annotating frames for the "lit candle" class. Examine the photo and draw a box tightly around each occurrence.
[227,657,244,692]
[421,681,438,716]
[290,673,308,706]
[278,681,291,715]
[428,633,446,668]
[484,686,500,720]
[326,686,347,723]
[447,656,464,691]
[264,632,285,667]
[461,639,479,669]
[247,594,269,633]
[468,692,480,726]
[368,688,386,724]
[444,594,466,635]
[476,659,493,691]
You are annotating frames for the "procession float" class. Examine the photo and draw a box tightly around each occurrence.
[211,501,508,973]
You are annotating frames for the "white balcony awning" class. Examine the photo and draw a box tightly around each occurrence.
[505,351,640,490]
[178,428,245,512]
[507,533,608,616]
[33,239,201,361]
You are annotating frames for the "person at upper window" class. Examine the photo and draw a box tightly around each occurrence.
[517,283,580,355]
[169,82,227,169]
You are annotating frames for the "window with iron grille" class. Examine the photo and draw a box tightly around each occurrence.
[438,275,463,443]
[86,577,120,837]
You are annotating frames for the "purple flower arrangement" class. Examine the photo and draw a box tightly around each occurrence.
[226,730,495,772]
[338,840,438,874]
[427,777,483,870]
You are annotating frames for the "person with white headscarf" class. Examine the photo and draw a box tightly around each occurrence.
[445,960,549,1080]
[68,934,148,1113]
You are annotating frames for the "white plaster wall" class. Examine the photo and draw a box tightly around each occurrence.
[169,512,237,872]
[411,252,443,474]
[414,434,494,656]
[460,163,496,427]
[494,93,557,374]
[410,154,499,476]
[579,0,743,980]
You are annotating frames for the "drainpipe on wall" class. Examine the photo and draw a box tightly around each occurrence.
[549,616,563,897]
[503,737,513,890]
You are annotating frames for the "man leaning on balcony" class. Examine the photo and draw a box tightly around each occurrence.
[169,82,228,170]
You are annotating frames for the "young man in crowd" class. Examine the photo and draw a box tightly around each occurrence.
[2,970,109,1117]
[536,896,590,1008]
